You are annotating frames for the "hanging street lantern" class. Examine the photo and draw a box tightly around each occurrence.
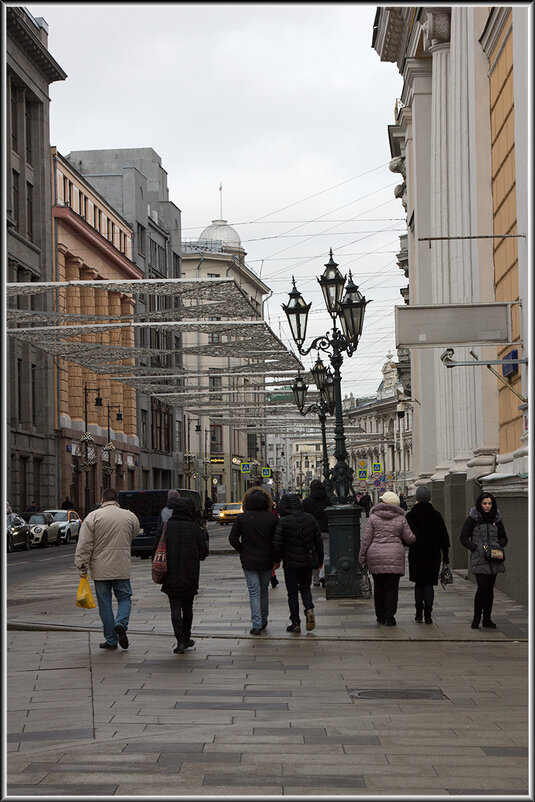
[281,276,311,349]
[317,249,346,316]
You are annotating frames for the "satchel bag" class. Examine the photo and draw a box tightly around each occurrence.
[439,563,453,589]
[483,543,505,561]
[151,521,168,584]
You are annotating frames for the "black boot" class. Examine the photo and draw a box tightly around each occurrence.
[270,575,279,588]
[471,615,481,629]
[424,607,433,624]
[414,605,423,623]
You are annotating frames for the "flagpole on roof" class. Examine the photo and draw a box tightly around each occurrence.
[219,181,223,219]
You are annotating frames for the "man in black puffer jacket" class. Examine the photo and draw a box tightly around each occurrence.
[303,479,330,588]
[160,497,209,654]
[229,487,277,635]
[274,494,324,634]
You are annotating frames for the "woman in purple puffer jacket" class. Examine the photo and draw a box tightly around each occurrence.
[358,491,415,627]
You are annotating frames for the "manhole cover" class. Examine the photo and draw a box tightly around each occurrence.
[349,688,448,700]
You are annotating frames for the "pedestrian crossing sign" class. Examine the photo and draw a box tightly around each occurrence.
[372,463,382,473]
[261,467,271,477]
[241,463,251,473]
[358,469,368,480]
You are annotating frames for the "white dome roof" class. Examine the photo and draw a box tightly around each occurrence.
[198,219,241,248]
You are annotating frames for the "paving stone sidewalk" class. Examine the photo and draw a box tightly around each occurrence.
[6,523,529,797]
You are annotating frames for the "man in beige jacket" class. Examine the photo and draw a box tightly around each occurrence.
[75,488,140,650]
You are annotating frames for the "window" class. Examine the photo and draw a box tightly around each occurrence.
[208,317,221,344]
[12,171,19,230]
[107,219,114,243]
[211,425,223,453]
[207,273,220,278]
[79,192,86,218]
[11,89,18,153]
[173,252,180,277]
[137,223,145,255]
[141,409,148,449]
[209,375,222,400]
[25,102,32,165]
[26,183,33,242]
[151,400,172,453]
[31,364,36,425]
[17,358,23,421]
[62,175,72,206]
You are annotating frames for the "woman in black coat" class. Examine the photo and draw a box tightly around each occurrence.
[160,497,209,653]
[229,487,277,635]
[460,491,507,629]
[406,486,450,624]
[303,479,330,588]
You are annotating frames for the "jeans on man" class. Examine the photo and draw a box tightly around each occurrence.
[283,565,314,625]
[93,579,132,646]
[243,568,272,629]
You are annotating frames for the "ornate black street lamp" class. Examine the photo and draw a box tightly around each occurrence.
[102,403,122,487]
[283,251,369,599]
[83,385,103,517]
[291,367,335,492]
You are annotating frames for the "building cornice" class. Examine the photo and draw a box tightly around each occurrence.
[7,7,67,84]
[53,207,143,279]
[479,7,511,60]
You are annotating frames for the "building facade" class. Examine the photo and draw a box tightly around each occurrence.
[65,148,183,491]
[372,6,529,603]
[6,7,66,512]
[52,149,142,512]
[181,220,270,503]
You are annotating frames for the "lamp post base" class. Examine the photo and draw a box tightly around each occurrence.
[324,503,366,599]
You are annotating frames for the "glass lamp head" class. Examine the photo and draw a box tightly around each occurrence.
[291,374,308,411]
[311,355,327,392]
[318,249,346,315]
[282,277,311,348]
[338,270,367,343]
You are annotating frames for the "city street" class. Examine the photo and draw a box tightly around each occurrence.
[6,519,529,797]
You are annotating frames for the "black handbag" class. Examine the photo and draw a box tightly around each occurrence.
[439,563,453,589]
[483,544,505,561]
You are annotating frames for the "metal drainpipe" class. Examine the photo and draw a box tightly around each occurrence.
[196,256,204,496]
[52,151,62,503]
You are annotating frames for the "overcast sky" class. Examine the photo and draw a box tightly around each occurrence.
[25,2,405,397]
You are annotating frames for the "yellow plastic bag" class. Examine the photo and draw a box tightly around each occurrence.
[76,575,96,609]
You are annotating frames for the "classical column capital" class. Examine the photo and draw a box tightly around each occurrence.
[422,8,451,51]
[57,242,70,256]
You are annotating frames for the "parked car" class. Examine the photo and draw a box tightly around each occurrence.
[118,489,202,559]
[44,509,82,543]
[22,512,62,548]
[211,502,224,520]
[6,513,31,552]
[218,502,243,525]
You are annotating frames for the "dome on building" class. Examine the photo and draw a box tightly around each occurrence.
[198,219,241,248]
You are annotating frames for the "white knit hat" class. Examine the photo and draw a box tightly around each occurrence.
[380,491,400,506]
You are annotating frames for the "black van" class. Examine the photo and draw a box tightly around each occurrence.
[118,489,202,558]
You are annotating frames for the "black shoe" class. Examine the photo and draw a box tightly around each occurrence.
[305,609,315,631]
[261,621,267,630]
[471,617,481,629]
[114,623,129,649]
[286,623,301,633]
[185,638,195,648]
[270,576,279,588]
[414,608,423,623]
[320,578,326,588]
[250,628,262,635]
[482,619,497,629]
[385,617,396,627]
[174,642,186,654]
[376,617,385,625]
[99,642,117,650]
[424,612,433,625]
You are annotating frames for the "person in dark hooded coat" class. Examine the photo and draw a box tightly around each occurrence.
[303,479,330,588]
[229,486,277,635]
[406,486,450,624]
[274,493,324,633]
[460,491,507,629]
[160,496,209,653]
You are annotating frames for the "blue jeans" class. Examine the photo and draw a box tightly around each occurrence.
[93,579,132,646]
[243,568,272,629]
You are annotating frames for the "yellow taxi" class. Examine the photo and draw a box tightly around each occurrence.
[218,502,243,525]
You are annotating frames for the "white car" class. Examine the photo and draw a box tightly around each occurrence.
[44,509,82,543]
[23,512,62,548]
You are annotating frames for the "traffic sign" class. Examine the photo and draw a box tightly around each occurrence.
[358,460,367,469]
[357,469,368,480]
[358,480,368,489]
[374,479,381,487]
[240,463,251,473]
[372,462,382,473]
[261,467,271,477]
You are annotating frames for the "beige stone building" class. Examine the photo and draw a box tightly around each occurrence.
[180,220,270,503]
[52,149,142,512]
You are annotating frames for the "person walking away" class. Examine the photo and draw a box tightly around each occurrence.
[160,496,209,653]
[61,496,73,510]
[460,491,508,629]
[26,500,39,512]
[303,478,330,588]
[270,499,280,588]
[358,490,415,626]
[74,488,140,649]
[229,486,277,635]
[274,493,324,633]
[406,486,450,624]
[399,493,408,511]
[360,492,372,518]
